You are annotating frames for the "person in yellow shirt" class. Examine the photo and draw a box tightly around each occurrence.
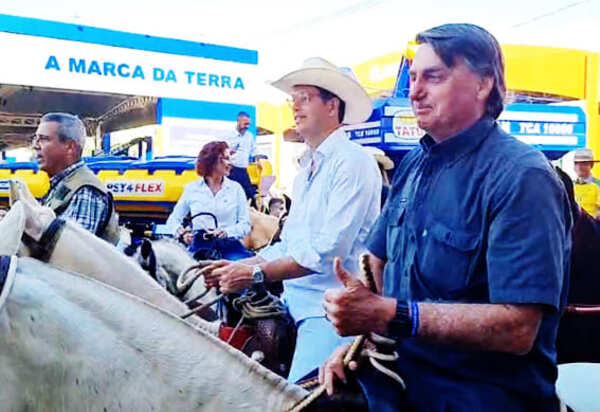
[573,148,600,217]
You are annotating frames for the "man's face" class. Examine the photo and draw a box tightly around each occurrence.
[289,85,334,139]
[32,121,75,176]
[270,202,286,218]
[574,161,594,179]
[237,115,251,133]
[409,43,492,141]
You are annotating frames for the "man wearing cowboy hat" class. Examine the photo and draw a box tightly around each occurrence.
[573,147,600,217]
[204,57,381,382]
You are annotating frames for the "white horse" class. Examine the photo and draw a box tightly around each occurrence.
[6,180,218,334]
[0,255,314,411]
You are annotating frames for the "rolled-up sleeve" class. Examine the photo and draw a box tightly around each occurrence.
[366,213,388,260]
[487,165,571,310]
[286,160,380,274]
[223,184,251,239]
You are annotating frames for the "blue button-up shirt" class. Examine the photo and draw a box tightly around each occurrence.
[166,177,251,240]
[260,128,381,321]
[225,129,256,168]
[367,116,572,409]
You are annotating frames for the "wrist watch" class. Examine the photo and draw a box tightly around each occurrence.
[388,301,411,339]
[251,265,265,285]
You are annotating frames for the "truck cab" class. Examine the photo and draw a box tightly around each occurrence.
[346,55,587,170]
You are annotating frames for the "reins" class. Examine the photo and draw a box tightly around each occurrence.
[564,304,600,315]
[178,263,287,349]
[224,287,288,345]
[288,254,406,412]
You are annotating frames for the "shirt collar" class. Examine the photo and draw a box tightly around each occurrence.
[49,160,85,188]
[419,116,495,163]
[198,176,233,191]
[298,127,347,167]
[236,128,250,137]
[576,176,595,184]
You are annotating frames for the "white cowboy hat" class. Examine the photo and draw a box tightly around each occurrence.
[363,146,394,170]
[271,57,372,124]
[573,148,599,163]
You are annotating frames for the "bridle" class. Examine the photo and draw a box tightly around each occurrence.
[0,255,17,311]
[21,218,67,262]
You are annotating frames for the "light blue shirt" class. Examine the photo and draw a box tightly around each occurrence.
[225,129,256,168]
[259,128,381,321]
[166,177,251,240]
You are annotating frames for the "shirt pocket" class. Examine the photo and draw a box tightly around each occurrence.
[418,220,480,300]
[385,205,406,262]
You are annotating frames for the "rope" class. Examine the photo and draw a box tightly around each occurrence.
[176,262,212,294]
[231,288,288,320]
[181,294,223,319]
[297,378,320,390]
[288,254,377,412]
[564,304,600,315]
[226,314,247,345]
[368,356,406,390]
[183,288,211,306]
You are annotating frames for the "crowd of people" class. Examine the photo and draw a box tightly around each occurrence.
[5,21,594,412]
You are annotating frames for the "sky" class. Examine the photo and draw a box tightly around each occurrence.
[3,0,600,102]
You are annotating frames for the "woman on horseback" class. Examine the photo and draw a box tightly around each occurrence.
[166,141,253,261]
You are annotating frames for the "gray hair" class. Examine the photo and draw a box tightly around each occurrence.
[40,112,87,153]
[416,23,506,119]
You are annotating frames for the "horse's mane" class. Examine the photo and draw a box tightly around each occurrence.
[153,237,193,258]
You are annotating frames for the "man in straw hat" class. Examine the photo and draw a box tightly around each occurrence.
[573,147,600,217]
[204,57,381,382]
[321,24,572,411]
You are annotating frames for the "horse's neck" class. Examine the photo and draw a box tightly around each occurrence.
[48,222,217,333]
[1,258,307,411]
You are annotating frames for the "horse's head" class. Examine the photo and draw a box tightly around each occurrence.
[123,238,172,288]
[124,239,157,275]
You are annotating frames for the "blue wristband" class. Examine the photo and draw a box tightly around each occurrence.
[410,300,420,336]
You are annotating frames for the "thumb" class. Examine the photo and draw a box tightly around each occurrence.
[334,257,358,288]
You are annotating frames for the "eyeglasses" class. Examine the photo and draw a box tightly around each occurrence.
[31,134,51,145]
[286,91,318,108]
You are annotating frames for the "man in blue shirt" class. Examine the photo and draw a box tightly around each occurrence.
[204,57,381,382]
[225,111,257,200]
[321,24,572,411]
